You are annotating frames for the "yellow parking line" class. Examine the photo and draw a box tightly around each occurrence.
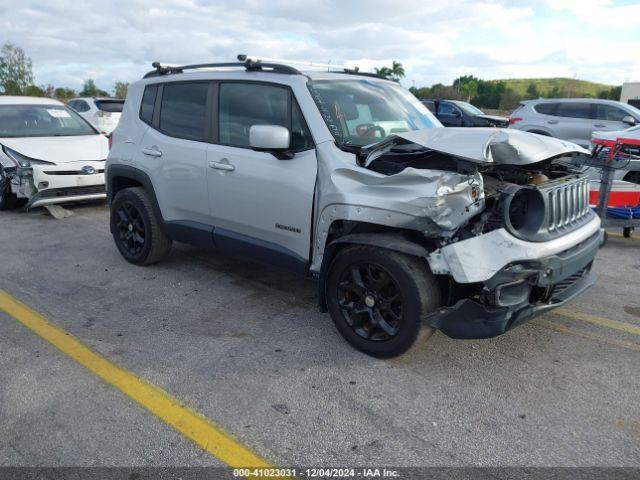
[606,232,639,241]
[554,307,640,336]
[533,319,640,353]
[0,289,271,469]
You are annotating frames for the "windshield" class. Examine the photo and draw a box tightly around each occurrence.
[308,79,441,147]
[95,100,124,113]
[0,104,98,138]
[452,101,485,115]
[624,103,640,119]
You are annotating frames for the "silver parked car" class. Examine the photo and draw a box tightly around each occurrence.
[509,98,640,148]
[107,56,603,358]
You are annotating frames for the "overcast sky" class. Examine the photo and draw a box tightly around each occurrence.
[2,0,638,94]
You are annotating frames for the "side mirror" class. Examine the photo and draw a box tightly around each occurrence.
[249,125,290,152]
[453,111,461,118]
[622,115,636,126]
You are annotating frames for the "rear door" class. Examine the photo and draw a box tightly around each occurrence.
[552,102,593,147]
[135,81,214,228]
[205,81,317,273]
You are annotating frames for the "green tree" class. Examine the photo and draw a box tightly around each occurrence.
[526,83,539,99]
[453,75,479,102]
[390,61,405,81]
[498,88,521,111]
[374,61,405,82]
[24,84,45,96]
[80,79,98,97]
[0,42,34,95]
[113,81,129,99]
[80,79,109,97]
[597,86,622,100]
[54,87,77,102]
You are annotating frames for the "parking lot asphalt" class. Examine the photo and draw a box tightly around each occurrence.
[0,203,639,467]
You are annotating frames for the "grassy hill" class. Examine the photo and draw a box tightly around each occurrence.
[490,77,616,98]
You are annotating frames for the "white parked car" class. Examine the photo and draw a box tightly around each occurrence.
[589,124,640,184]
[0,96,109,210]
[68,97,124,134]
[591,124,640,145]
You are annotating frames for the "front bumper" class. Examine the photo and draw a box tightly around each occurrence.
[26,185,106,208]
[424,228,603,339]
[428,214,602,284]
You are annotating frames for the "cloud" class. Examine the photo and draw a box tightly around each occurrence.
[1,0,637,93]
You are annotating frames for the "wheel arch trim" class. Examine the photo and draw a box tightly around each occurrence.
[106,164,165,233]
[317,232,431,312]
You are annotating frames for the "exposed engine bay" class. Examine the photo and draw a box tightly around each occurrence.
[356,130,594,245]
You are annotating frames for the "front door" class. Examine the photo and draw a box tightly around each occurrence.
[206,82,317,273]
[593,103,636,135]
[437,102,462,127]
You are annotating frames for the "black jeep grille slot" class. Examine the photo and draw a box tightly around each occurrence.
[552,267,588,295]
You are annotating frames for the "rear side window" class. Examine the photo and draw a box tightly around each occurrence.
[159,82,209,141]
[595,104,628,122]
[555,103,592,119]
[533,103,557,115]
[218,82,312,151]
[421,100,436,113]
[139,85,158,125]
[96,100,124,113]
[70,100,91,112]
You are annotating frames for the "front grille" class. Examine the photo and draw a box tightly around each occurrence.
[546,176,590,232]
[38,185,106,198]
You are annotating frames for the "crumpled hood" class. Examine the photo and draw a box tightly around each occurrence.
[366,127,589,166]
[0,135,108,164]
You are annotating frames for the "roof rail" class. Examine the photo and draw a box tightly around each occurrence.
[143,55,389,80]
[143,59,301,78]
[238,54,387,79]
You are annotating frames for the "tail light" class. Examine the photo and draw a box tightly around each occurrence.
[509,117,522,124]
[108,133,113,150]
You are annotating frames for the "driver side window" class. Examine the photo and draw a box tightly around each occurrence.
[438,102,457,115]
[218,83,313,151]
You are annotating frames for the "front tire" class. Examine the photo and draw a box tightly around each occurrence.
[326,245,441,358]
[110,187,172,265]
[0,167,19,211]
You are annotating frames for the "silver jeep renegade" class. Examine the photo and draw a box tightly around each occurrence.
[106,56,603,358]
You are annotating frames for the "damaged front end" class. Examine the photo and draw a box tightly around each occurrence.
[314,128,603,339]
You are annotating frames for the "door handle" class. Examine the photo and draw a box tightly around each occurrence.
[209,160,235,172]
[593,124,606,128]
[142,147,162,157]
[547,120,558,124]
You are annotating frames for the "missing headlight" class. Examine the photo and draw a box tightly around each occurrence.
[504,187,545,238]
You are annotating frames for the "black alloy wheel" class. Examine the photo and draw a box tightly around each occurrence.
[114,200,146,256]
[336,262,403,342]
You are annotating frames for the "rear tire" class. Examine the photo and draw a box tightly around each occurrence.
[110,187,172,265]
[326,245,441,358]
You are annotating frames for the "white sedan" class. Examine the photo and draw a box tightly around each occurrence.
[586,123,640,184]
[591,123,640,146]
[0,96,108,210]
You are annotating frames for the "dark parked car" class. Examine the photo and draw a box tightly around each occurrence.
[421,99,509,128]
